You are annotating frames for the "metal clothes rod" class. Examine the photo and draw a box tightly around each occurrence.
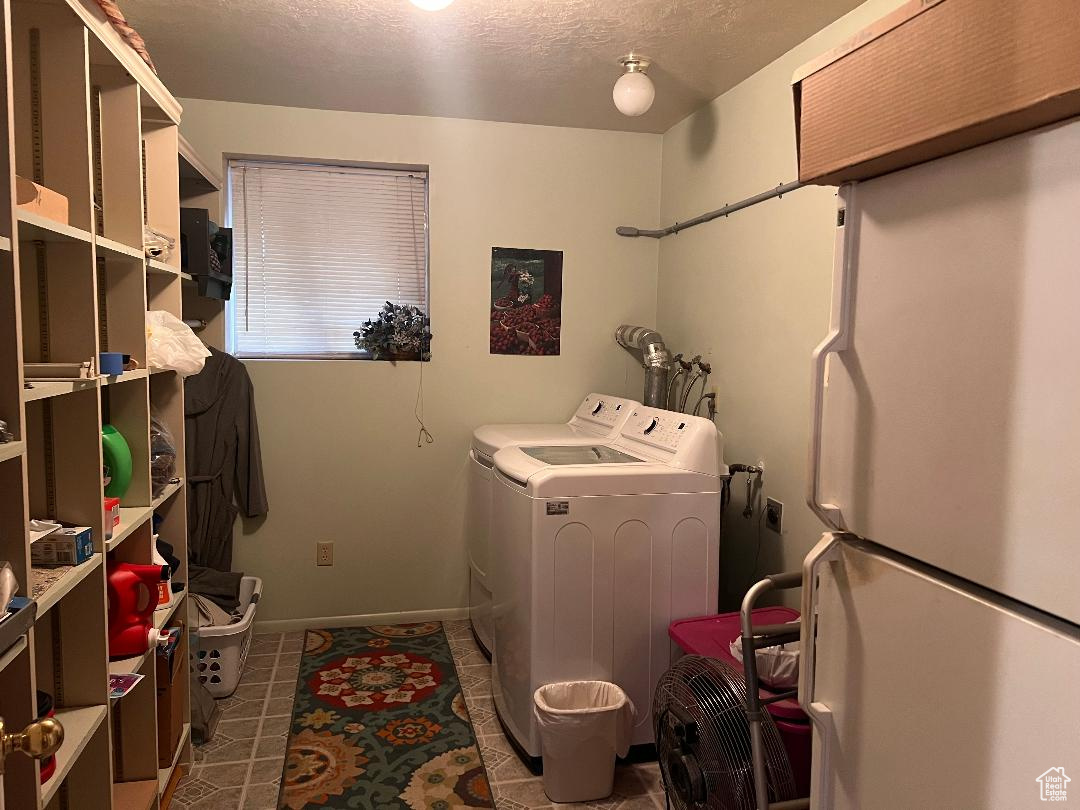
[616,180,806,239]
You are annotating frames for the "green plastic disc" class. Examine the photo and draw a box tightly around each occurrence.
[102,424,133,499]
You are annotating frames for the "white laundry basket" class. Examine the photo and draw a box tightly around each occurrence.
[194,576,262,698]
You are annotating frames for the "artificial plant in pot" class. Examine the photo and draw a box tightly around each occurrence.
[354,302,432,361]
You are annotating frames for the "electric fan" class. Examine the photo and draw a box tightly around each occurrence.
[653,655,797,809]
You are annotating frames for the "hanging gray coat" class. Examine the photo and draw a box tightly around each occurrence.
[184,348,268,572]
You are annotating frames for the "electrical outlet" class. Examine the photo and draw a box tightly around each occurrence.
[765,498,783,534]
[316,541,334,566]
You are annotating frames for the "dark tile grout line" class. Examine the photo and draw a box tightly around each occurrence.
[238,631,283,807]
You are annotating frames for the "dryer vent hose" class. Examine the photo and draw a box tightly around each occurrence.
[615,325,673,408]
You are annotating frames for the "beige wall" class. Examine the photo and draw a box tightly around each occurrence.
[180,0,907,624]
[178,99,661,625]
[655,0,904,608]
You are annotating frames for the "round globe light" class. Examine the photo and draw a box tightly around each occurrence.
[613,69,655,117]
[410,0,454,9]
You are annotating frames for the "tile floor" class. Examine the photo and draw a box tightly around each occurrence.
[444,619,668,810]
[171,622,669,810]
[171,631,304,809]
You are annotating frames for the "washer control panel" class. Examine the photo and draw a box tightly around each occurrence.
[571,393,638,430]
[624,409,690,452]
[617,407,725,477]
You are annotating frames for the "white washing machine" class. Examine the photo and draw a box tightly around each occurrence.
[467,393,640,656]
[489,406,727,758]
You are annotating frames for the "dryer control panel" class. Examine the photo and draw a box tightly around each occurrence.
[569,393,638,432]
[618,407,727,476]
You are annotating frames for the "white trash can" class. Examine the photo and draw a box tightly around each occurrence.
[533,681,636,803]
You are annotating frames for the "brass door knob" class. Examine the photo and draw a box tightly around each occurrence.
[0,716,64,762]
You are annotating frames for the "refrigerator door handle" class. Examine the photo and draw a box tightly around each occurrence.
[806,184,857,530]
[799,532,847,810]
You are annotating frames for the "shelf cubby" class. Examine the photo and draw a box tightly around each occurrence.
[41,704,111,809]
[89,48,143,250]
[148,372,186,582]
[154,612,188,796]
[31,552,102,618]
[33,564,110,809]
[149,372,184,476]
[24,387,105,544]
[158,722,189,797]
[0,453,30,591]
[151,491,186,588]
[152,478,182,510]
[145,268,181,316]
[113,779,158,810]
[141,119,179,270]
[11,0,94,234]
[107,514,152,564]
[0,639,37,808]
[110,651,159,784]
[101,376,151,507]
[19,240,99,367]
[105,506,151,554]
[33,560,108,709]
[98,253,149,369]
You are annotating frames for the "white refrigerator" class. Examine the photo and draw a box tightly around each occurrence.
[799,117,1080,809]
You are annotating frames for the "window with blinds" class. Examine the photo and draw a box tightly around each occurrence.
[227,159,428,358]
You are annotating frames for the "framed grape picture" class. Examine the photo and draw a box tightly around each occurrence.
[489,247,563,356]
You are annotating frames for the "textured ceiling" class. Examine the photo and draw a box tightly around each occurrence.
[124,0,861,133]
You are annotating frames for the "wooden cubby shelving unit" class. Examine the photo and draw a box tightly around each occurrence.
[0,1,194,808]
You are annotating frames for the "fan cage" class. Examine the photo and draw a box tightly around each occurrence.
[653,655,797,810]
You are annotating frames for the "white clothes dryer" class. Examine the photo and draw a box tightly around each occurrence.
[467,394,640,656]
[489,406,727,759]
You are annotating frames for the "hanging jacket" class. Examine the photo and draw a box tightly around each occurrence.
[184,348,268,572]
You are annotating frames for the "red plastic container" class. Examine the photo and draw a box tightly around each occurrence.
[669,608,812,798]
[106,561,168,659]
[36,691,55,784]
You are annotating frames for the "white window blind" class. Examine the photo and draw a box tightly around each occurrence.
[228,159,428,358]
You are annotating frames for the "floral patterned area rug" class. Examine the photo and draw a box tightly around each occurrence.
[279,623,495,809]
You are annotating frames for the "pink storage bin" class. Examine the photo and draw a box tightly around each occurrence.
[669,608,812,798]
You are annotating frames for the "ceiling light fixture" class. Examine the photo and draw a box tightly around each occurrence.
[410,0,454,10]
[613,55,655,117]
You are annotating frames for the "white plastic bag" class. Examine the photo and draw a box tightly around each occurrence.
[146,310,210,377]
[533,681,636,802]
[730,621,800,689]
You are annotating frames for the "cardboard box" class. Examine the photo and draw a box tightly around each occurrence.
[156,620,187,768]
[15,176,69,223]
[793,0,1080,185]
[30,526,93,567]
